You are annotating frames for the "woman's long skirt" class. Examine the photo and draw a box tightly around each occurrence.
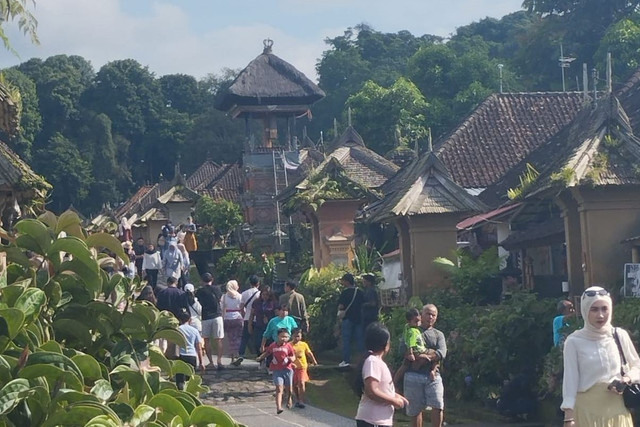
[224,318,243,356]
[575,383,633,427]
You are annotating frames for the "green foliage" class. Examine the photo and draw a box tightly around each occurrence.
[550,167,576,186]
[0,0,39,54]
[194,196,243,248]
[352,242,383,274]
[433,248,502,305]
[507,163,540,200]
[214,249,259,286]
[0,210,242,426]
[299,264,350,350]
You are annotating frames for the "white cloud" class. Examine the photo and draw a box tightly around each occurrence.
[0,0,523,82]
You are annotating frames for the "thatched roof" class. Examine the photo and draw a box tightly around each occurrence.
[0,82,20,136]
[363,151,487,223]
[435,92,585,189]
[216,42,325,112]
[0,139,50,197]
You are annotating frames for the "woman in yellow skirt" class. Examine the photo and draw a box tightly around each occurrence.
[562,286,640,427]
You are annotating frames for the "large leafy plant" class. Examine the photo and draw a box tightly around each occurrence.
[0,210,243,426]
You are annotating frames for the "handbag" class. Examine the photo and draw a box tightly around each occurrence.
[613,328,640,409]
[337,287,358,320]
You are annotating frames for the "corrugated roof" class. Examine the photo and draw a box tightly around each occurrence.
[436,92,585,189]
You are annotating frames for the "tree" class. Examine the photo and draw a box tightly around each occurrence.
[194,196,243,248]
[159,73,206,115]
[0,68,40,160]
[346,77,428,155]
[33,133,93,211]
[595,13,640,82]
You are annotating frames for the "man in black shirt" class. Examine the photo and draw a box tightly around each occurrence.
[337,273,364,367]
[156,276,188,317]
[195,273,224,369]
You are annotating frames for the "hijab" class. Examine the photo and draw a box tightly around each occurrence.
[573,285,613,341]
[164,243,182,270]
[226,280,241,299]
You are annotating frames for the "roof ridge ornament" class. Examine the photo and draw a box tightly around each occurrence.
[263,38,273,54]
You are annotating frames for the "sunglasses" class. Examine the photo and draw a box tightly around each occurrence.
[582,289,609,298]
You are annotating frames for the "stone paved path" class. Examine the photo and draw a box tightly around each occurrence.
[200,357,355,427]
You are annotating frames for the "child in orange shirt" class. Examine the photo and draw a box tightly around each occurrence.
[291,328,318,408]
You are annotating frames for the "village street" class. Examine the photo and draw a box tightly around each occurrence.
[199,357,547,427]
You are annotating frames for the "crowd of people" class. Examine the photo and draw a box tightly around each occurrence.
[115,220,640,427]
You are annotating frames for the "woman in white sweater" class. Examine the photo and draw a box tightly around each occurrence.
[562,286,640,427]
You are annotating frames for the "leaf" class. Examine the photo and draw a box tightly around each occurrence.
[2,247,32,268]
[72,354,103,381]
[55,210,83,236]
[85,415,121,427]
[146,393,189,426]
[0,308,25,339]
[90,379,114,403]
[85,233,127,264]
[19,364,83,391]
[148,346,172,374]
[189,405,239,427]
[47,236,96,275]
[153,329,186,348]
[51,389,100,406]
[14,288,46,325]
[42,402,120,427]
[38,211,58,230]
[0,379,29,415]
[185,375,209,396]
[14,219,52,254]
[25,351,85,384]
[130,404,156,425]
[170,360,194,377]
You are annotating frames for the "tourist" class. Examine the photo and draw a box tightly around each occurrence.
[261,305,299,353]
[136,284,157,305]
[162,243,184,286]
[122,241,136,279]
[251,286,277,357]
[184,283,202,334]
[404,304,447,427]
[133,237,145,277]
[354,322,408,427]
[195,273,224,370]
[156,277,188,318]
[553,299,575,347]
[175,308,205,390]
[184,216,198,252]
[361,273,380,331]
[156,234,167,259]
[238,275,261,363]
[291,328,318,409]
[256,328,296,414]
[562,286,640,427]
[141,243,161,290]
[119,216,132,242]
[337,272,364,368]
[222,279,244,365]
[394,308,439,387]
[279,280,309,332]
[177,242,190,289]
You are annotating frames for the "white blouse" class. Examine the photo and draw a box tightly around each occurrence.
[562,328,640,410]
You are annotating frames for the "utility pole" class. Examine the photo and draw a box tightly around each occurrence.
[559,44,576,92]
[497,64,504,93]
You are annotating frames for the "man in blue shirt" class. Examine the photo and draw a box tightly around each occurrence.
[553,299,575,346]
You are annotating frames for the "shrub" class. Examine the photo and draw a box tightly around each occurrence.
[0,211,241,426]
[299,264,350,350]
[194,196,243,248]
[214,249,259,285]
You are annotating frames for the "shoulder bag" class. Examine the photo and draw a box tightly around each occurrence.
[613,328,640,409]
[337,288,358,320]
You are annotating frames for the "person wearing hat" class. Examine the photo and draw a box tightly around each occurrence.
[562,286,640,427]
[337,273,364,368]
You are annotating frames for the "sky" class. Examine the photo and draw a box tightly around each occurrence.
[0,0,525,82]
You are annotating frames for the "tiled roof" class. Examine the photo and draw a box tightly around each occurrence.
[363,152,487,223]
[436,92,585,189]
[187,162,243,202]
[617,68,640,134]
[482,93,640,205]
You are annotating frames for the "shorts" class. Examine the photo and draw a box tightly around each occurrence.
[201,317,224,339]
[272,368,293,387]
[404,372,444,416]
[293,368,309,384]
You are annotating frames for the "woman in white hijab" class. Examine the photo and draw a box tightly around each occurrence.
[222,280,244,365]
[562,286,640,426]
